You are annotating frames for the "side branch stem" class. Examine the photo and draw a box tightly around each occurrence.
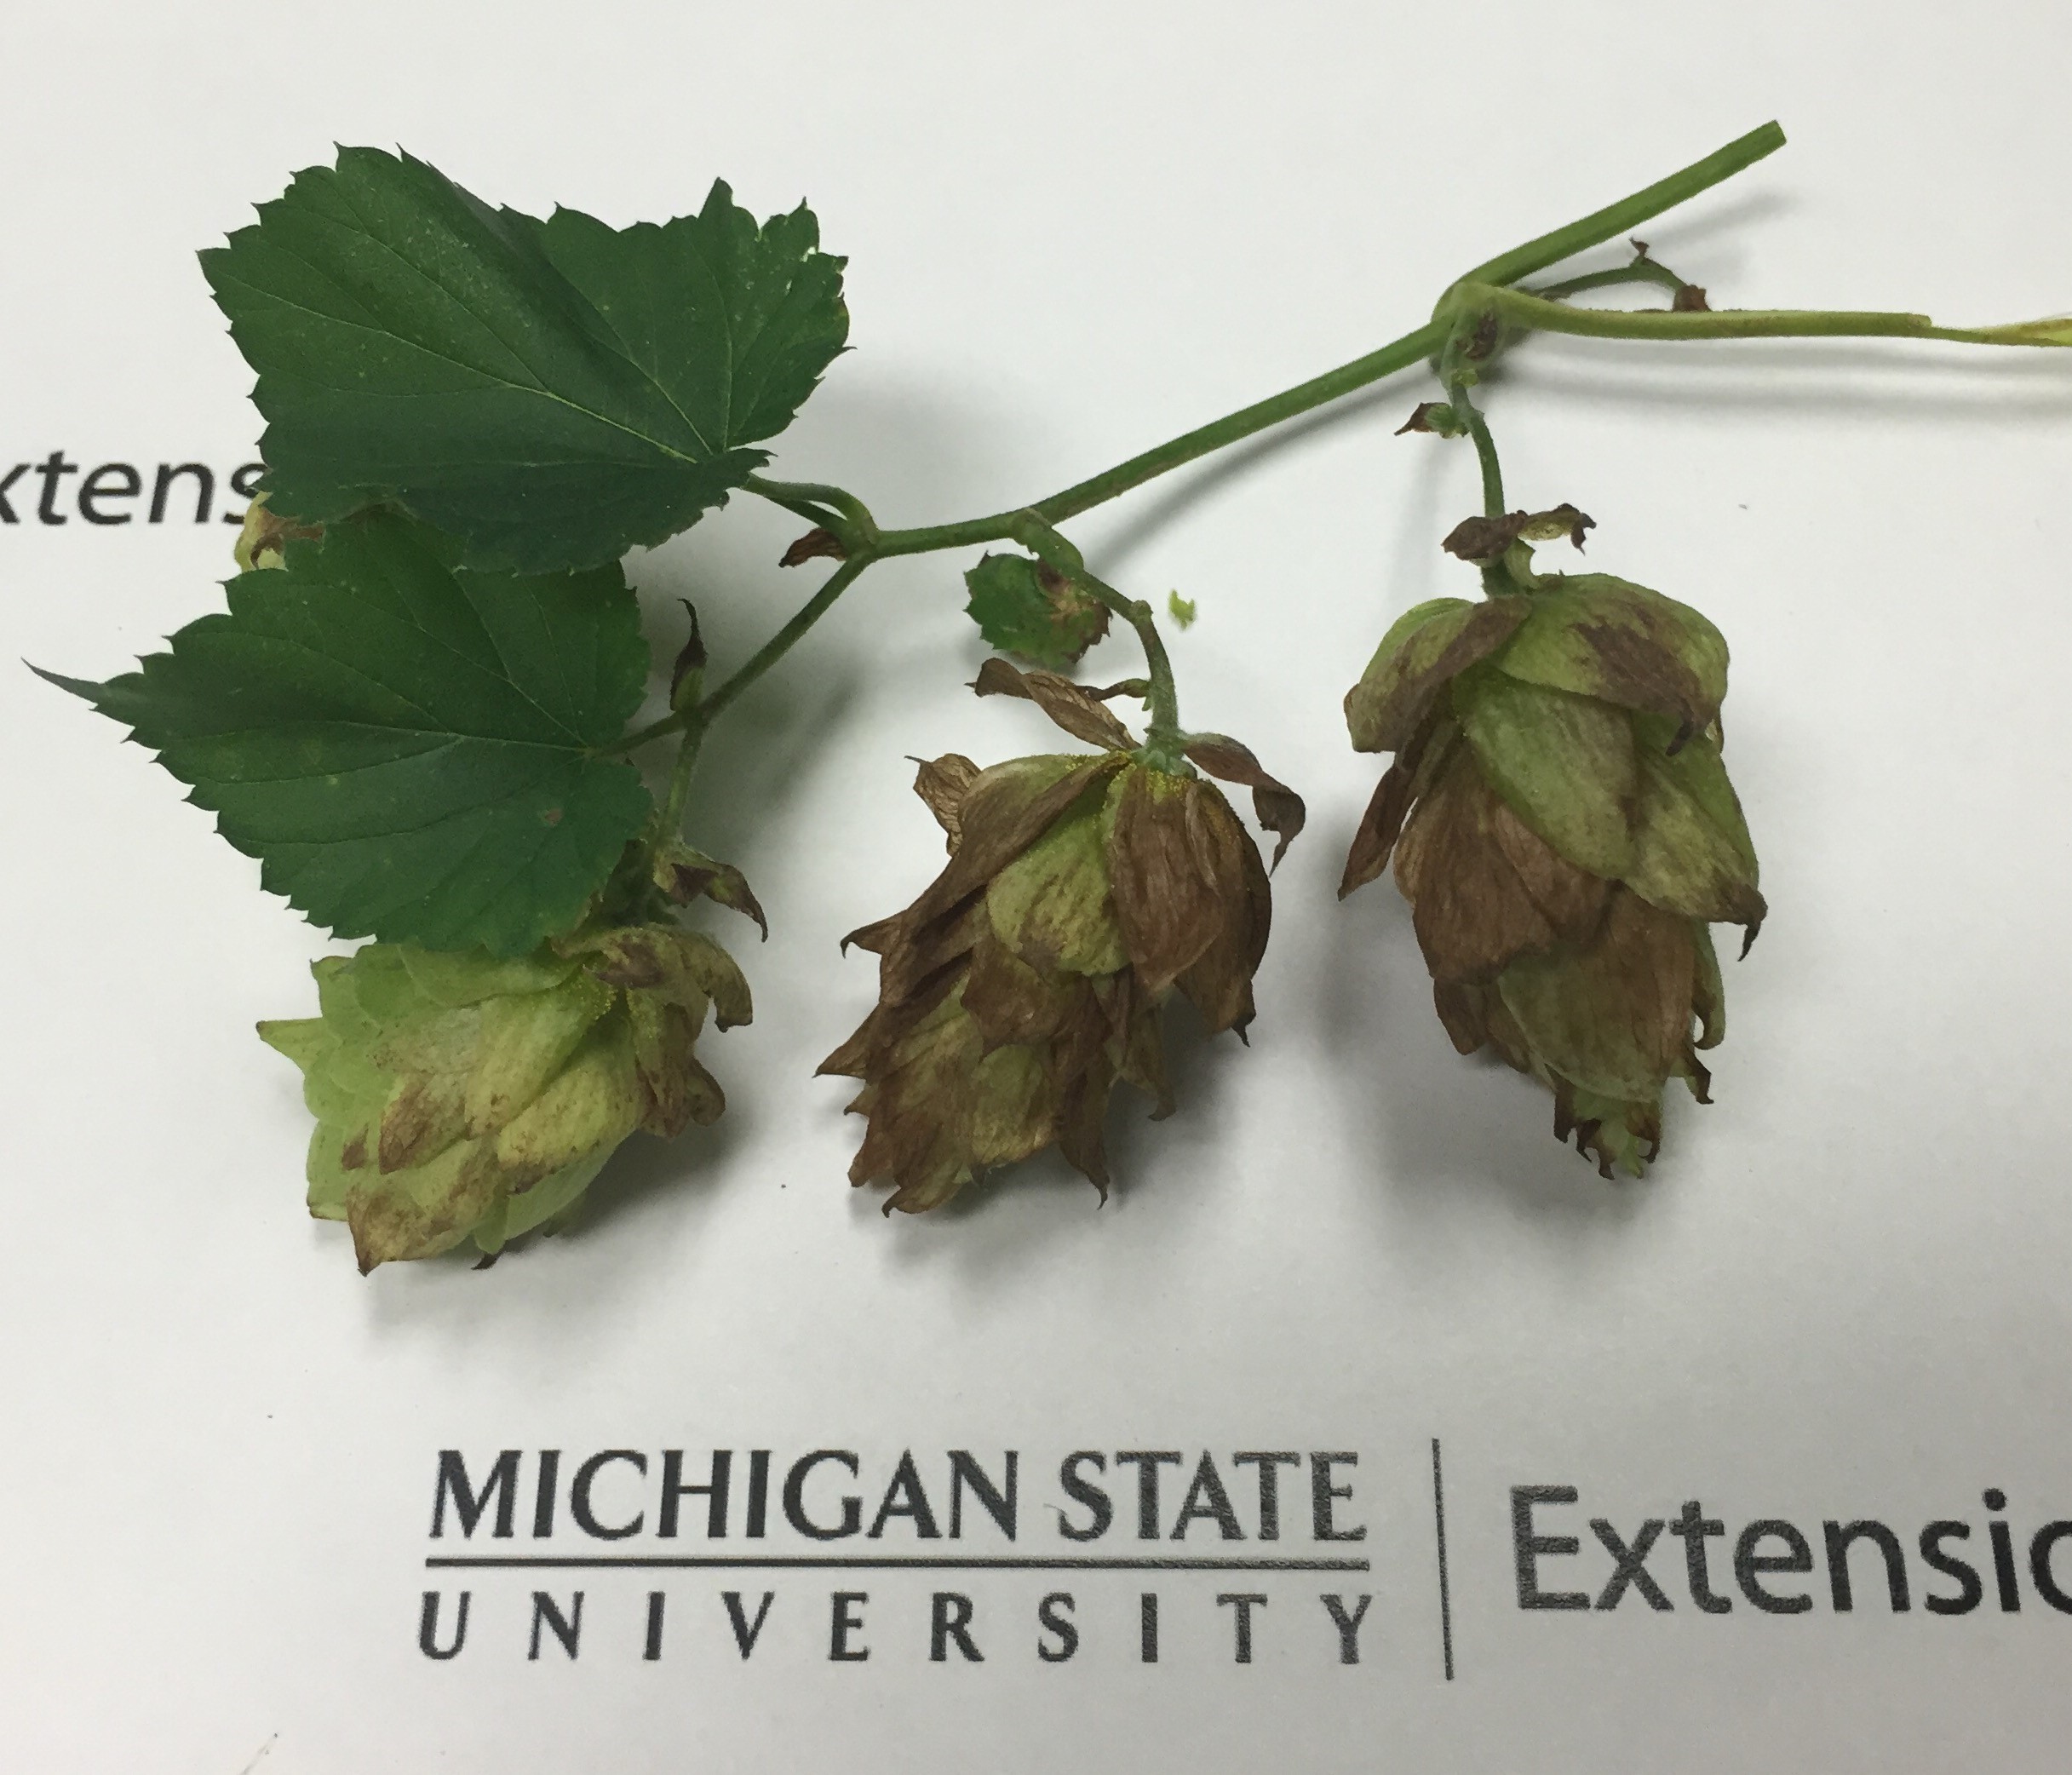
[1460,398,1505,517]
[858,320,1458,559]
[1458,122,1786,290]
[661,719,707,833]
[1030,319,1454,524]
[1468,282,2071,348]
[699,556,873,728]
[864,319,1453,558]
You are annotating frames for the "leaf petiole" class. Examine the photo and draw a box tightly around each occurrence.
[600,709,690,757]
[697,554,875,731]
[744,474,881,550]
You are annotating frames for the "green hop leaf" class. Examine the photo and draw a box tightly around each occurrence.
[963,552,1111,669]
[201,148,848,573]
[39,512,651,955]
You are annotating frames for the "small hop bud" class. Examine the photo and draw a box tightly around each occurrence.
[779,526,847,568]
[669,601,707,714]
[1397,400,1461,437]
[1340,541,1760,1176]
[821,661,1300,1213]
[258,926,750,1270]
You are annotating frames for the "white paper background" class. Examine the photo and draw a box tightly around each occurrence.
[5,3,2072,1769]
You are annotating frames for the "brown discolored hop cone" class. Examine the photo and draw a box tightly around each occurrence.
[820,659,1302,1214]
[257,924,750,1270]
[1339,536,1762,1177]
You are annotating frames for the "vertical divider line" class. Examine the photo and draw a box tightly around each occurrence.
[1431,1437,1455,1681]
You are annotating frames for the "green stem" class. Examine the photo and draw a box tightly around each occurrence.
[632,557,870,847]
[1457,122,1786,291]
[1432,310,1507,522]
[1457,394,1506,517]
[660,718,707,832]
[604,709,687,756]
[697,555,873,727]
[767,126,1797,566]
[870,508,1026,559]
[745,474,880,546]
[623,120,2069,818]
[866,319,1457,557]
[1121,598,1182,754]
[741,479,840,531]
[1466,281,2072,348]
[1031,319,1455,524]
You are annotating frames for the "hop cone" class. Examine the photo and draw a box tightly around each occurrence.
[1339,537,1762,1176]
[823,659,1302,1212]
[260,925,750,1269]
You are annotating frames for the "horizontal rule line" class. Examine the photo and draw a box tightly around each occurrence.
[422,1554,1373,1573]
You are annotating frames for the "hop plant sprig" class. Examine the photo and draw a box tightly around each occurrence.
[32,124,2071,1267]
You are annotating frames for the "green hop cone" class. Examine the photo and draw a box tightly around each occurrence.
[258,925,750,1270]
[1339,522,1762,1177]
[821,658,1302,1213]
